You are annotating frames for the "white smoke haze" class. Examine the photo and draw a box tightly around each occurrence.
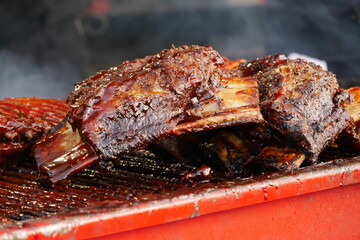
[0,0,359,99]
[0,50,81,99]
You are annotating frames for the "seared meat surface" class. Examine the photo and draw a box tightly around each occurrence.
[239,55,352,163]
[34,45,262,185]
[33,49,355,185]
[0,98,67,168]
[67,45,261,159]
[0,44,351,186]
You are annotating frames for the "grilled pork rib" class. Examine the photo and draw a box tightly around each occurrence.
[196,55,352,172]
[67,45,261,159]
[0,98,67,168]
[34,45,262,185]
[0,46,354,189]
[34,49,354,185]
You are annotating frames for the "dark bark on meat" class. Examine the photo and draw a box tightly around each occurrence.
[33,45,262,185]
[31,50,353,185]
[239,56,352,163]
[238,54,287,76]
[67,45,225,159]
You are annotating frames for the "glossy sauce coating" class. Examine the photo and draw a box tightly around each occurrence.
[0,98,68,168]
[67,45,224,159]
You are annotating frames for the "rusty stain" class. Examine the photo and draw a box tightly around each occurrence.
[234,191,240,199]
[262,187,269,201]
[296,178,303,184]
[190,201,200,218]
[339,172,345,187]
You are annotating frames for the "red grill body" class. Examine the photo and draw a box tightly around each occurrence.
[0,156,359,240]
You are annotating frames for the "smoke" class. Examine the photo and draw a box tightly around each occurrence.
[0,0,89,99]
[264,0,360,82]
[86,0,359,85]
[0,50,82,99]
[85,2,268,70]
[0,0,359,99]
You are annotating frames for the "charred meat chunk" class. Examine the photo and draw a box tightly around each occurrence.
[34,45,262,185]
[67,45,259,159]
[240,56,352,163]
[67,45,225,159]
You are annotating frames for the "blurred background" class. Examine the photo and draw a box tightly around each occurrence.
[0,0,359,98]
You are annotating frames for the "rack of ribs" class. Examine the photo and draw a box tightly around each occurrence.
[0,45,351,187]
[33,45,262,186]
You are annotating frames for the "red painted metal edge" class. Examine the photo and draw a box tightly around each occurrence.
[1,157,360,240]
[94,183,360,240]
